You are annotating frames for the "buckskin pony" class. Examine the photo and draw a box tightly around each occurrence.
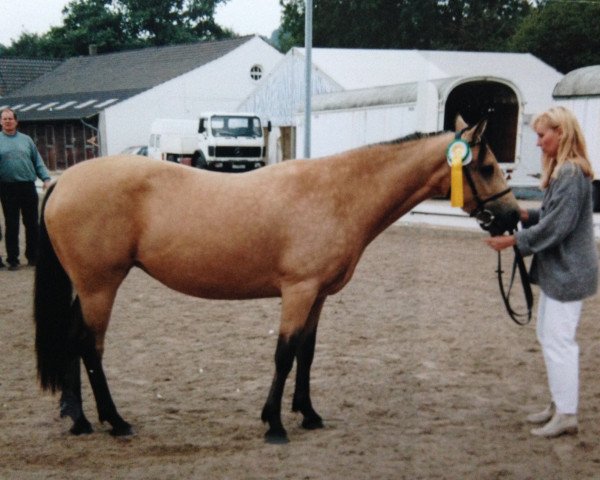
[34,116,519,443]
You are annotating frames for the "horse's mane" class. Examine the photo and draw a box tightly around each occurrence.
[376,130,446,147]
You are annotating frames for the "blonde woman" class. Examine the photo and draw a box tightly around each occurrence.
[485,106,598,437]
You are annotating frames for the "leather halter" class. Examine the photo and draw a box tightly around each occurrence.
[454,128,512,229]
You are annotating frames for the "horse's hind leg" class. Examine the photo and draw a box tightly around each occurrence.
[292,297,325,430]
[76,292,132,436]
[80,340,132,436]
[59,355,93,435]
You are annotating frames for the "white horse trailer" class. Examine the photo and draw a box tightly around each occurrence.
[552,65,600,211]
[552,65,600,177]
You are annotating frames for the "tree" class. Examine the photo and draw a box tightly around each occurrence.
[278,0,531,52]
[313,0,443,49]
[277,0,303,53]
[3,0,232,59]
[278,0,444,51]
[510,0,600,73]
[47,0,136,57]
[437,0,531,51]
[120,0,232,46]
[1,32,57,58]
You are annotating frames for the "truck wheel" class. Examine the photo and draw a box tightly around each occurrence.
[192,152,208,169]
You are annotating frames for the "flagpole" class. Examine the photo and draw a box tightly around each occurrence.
[303,0,313,158]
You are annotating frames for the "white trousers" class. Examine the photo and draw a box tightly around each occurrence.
[536,291,582,415]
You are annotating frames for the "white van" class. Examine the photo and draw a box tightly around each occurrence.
[148,118,199,165]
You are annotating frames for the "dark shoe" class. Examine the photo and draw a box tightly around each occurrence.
[0,261,5,269]
[8,264,20,271]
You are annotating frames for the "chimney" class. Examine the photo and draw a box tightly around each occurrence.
[88,44,98,56]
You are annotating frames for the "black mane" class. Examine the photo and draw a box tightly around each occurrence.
[377,130,446,147]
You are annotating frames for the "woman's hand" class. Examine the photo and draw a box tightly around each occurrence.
[520,208,529,223]
[484,234,516,252]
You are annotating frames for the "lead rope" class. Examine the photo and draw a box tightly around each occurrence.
[496,229,533,325]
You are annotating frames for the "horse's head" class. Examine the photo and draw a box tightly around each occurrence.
[453,116,520,236]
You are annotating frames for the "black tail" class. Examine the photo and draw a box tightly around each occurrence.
[34,184,79,393]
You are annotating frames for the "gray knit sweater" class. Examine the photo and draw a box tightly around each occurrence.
[0,131,51,183]
[516,163,598,302]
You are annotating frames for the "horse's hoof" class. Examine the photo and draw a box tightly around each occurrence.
[109,422,133,437]
[301,416,324,430]
[70,417,93,435]
[60,398,81,422]
[264,428,289,444]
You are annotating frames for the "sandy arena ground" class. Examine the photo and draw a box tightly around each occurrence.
[1,222,600,479]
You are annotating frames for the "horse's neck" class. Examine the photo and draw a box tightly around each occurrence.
[336,135,451,241]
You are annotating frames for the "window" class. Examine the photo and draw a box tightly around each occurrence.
[74,99,98,109]
[38,102,60,111]
[95,98,119,108]
[20,103,41,112]
[55,101,78,110]
[250,64,263,81]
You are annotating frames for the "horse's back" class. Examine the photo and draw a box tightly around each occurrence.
[44,155,367,299]
[43,156,288,298]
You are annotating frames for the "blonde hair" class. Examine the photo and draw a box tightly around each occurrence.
[532,106,593,189]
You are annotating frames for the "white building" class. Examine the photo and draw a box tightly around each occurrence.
[241,48,563,186]
[0,36,282,169]
[552,65,600,177]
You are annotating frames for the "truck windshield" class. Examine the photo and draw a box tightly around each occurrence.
[210,116,262,138]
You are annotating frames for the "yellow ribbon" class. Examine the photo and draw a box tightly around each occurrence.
[450,150,464,207]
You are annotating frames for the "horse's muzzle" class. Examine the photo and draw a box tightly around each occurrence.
[476,208,519,236]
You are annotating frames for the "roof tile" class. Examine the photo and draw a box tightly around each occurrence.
[0,58,62,96]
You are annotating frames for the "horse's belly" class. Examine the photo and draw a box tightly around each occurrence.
[143,262,281,300]
[179,281,280,300]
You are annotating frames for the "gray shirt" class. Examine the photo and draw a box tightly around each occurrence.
[0,131,51,183]
[516,163,598,302]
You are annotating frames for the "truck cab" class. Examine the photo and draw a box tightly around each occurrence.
[194,113,269,172]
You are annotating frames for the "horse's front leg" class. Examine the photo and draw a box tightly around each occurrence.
[261,333,300,443]
[59,356,93,435]
[292,297,325,430]
[261,285,318,443]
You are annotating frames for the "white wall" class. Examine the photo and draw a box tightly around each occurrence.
[554,98,600,177]
[238,48,343,127]
[296,104,417,159]
[243,49,563,181]
[102,37,283,155]
[512,98,600,184]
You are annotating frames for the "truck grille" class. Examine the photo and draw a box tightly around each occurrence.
[213,146,262,158]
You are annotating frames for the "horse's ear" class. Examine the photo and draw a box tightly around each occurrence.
[471,119,488,144]
[460,119,488,147]
[454,114,468,131]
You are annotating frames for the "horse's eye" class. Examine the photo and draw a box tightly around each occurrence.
[479,164,495,178]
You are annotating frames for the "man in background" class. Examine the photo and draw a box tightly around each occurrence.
[0,108,51,271]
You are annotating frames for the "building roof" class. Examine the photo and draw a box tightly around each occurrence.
[243,47,562,126]
[553,65,600,98]
[0,58,62,96]
[312,82,420,111]
[296,48,562,95]
[0,36,256,121]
